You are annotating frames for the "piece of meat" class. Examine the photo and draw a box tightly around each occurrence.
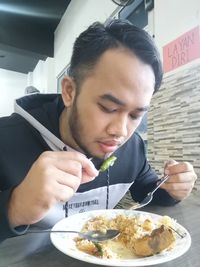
[133,225,175,256]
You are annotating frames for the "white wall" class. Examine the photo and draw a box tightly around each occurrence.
[28,57,56,93]
[0,68,27,116]
[0,0,117,117]
[154,0,200,52]
[30,0,117,93]
[54,0,117,77]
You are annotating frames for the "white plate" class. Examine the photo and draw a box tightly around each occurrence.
[50,209,191,267]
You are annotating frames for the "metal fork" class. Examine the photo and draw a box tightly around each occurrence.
[130,175,170,210]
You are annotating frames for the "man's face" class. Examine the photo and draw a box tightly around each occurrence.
[62,48,155,159]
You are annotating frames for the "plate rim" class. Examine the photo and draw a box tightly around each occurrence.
[50,209,191,267]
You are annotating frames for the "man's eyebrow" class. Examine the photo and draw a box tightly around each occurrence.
[100,94,125,106]
[100,94,149,112]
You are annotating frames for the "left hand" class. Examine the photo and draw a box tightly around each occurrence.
[159,159,197,201]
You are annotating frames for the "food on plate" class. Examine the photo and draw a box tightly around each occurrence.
[99,156,117,172]
[132,225,175,256]
[75,214,176,259]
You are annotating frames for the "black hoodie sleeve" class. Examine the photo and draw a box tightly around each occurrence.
[0,188,29,243]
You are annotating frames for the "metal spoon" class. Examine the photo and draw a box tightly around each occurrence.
[26,229,120,242]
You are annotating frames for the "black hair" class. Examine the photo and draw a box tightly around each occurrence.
[68,19,163,93]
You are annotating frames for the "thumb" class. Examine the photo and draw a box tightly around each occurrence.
[164,159,178,175]
[164,159,177,168]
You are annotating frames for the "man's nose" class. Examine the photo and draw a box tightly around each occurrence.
[107,115,128,138]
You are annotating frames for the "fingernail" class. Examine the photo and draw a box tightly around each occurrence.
[165,169,169,175]
[91,176,97,181]
[94,170,99,176]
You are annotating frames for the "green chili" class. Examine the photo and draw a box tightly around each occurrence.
[93,242,103,257]
[99,156,117,172]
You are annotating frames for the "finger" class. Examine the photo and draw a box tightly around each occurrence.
[165,161,194,175]
[164,172,196,184]
[39,151,99,178]
[81,170,96,184]
[56,172,82,192]
[164,159,178,175]
[53,171,82,202]
[54,183,75,203]
[161,181,194,191]
[54,156,98,183]
[164,159,177,169]
[56,159,83,179]
[160,182,194,201]
[57,151,99,177]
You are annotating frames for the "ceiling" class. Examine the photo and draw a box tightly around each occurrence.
[0,0,71,74]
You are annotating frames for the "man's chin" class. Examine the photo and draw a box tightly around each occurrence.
[89,154,104,160]
[81,146,109,159]
[86,151,105,160]
[81,150,103,160]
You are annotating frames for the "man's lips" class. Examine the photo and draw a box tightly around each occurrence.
[98,140,122,153]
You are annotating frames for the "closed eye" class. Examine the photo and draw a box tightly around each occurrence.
[98,102,147,121]
[129,111,146,120]
[98,103,117,113]
[129,114,142,120]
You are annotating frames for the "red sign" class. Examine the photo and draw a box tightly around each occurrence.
[163,26,200,73]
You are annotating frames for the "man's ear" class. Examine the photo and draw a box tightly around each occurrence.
[61,76,76,107]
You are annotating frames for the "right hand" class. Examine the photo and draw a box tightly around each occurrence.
[8,151,98,227]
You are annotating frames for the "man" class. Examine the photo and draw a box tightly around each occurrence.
[0,19,197,243]
[24,86,40,94]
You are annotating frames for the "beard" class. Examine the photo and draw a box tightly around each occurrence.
[68,100,93,158]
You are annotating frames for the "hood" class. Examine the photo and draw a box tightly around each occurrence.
[14,93,74,152]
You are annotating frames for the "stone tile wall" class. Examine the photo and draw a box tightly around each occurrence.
[148,62,200,190]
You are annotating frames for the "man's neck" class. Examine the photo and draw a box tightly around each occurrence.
[59,108,81,152]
